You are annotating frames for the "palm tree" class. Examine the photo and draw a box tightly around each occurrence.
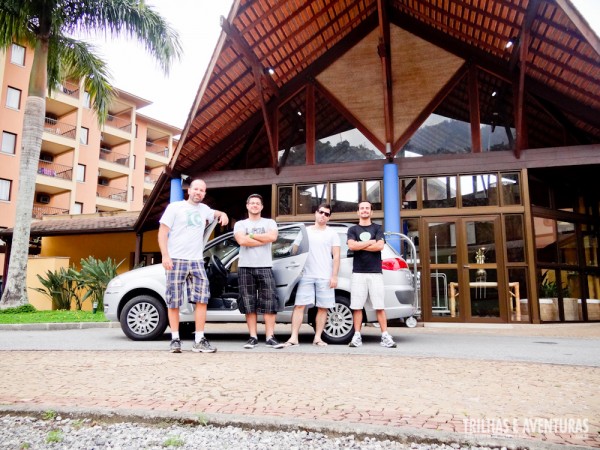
[0,1,181,307]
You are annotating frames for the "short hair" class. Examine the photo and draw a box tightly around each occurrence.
[358,200,372,209]
[246,193,263,204]
[317,203,332,212]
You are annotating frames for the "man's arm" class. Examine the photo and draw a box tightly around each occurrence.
[330,245,340,288]
[213,210,229,226]
[158,223,173,270]
[250,227,278,244]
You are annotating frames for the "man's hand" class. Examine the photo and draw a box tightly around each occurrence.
[162,256,173,271]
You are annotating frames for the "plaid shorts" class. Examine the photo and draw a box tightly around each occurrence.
[165,259,210,308]
[238,267,281,314]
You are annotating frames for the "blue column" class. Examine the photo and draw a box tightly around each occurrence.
[170,177,184,202]
[383,162,400,253]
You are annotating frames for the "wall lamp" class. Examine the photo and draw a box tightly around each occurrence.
[505,36,519,49]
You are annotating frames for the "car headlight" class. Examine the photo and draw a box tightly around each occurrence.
[107,276,124,289]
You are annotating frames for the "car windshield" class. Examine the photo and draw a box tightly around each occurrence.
[204,236,239,265]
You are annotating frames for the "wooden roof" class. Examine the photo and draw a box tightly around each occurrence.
[137,0,600,231]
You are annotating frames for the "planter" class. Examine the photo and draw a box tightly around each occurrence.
[578,299,600,320]
[539,298,558,321]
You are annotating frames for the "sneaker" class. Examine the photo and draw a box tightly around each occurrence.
[265,337,285,349]
[169,339,182,353]
[192,337,217,353]
[348,333,362,347]
[380,334,397,348]
[244,337,259,349]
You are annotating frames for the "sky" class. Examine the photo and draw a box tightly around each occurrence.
[83,1,600,132]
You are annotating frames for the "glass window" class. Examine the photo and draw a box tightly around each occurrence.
[460,174,498,207]
[583,228,598,267]
[428,222,457,264]
[10,43,25,65]
[331,181,360,213]
[273,226,303,260]
[83,91,91,108]
[557,221,577,265]
[365,180,382,210]
[316,129,384,163]
[534,217,557,263]
[422,176,457,208]
[1,132,16,154]
[584,274,600,320]
[0,179,11,201]
[76,164,86,182]
[73,202,83,214]
[6,87,21,109]
[296,184,326,214]
[505,214,525,262]
[500,172,521,205]
[80,127,89,145]
[130,186,134,201]
[278,186,292,215]
[508,268,529,322]
[400,178,418,210]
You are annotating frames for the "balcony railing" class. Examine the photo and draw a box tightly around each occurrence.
[37,161,73,180]
[97,184,127,202]
[57,81,79,99]
[105,114,132,133]
[44,117,76,139]
[99,147,129,166]
[32,205,69,220]
[144,172,160,184]
[146,142,169,157]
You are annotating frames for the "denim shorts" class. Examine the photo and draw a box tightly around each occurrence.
[165,259,210,308]
[294,277,335,308]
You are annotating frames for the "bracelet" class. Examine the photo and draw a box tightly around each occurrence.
[249,233,254,239]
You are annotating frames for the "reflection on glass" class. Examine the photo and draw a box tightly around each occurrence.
[563,270,580,322]
[428,222,457,264]
[460,174,498,207]
[400,178,418,210]
[583,232,599,267]
[466,220,496,263]
[469,268,499,318]
[534,217,557,263]
[296,184,326,214]
[480,124,515,151]
[508,268,528,322]
[331,181,360,213]
[584,274,600,320]
[422,176,457,208]
[365,180,381,210]
[430,269,458,317]
[558,221,577,265]
[400,218,419,263]
[278,186,292,215]
[500,172,521,205]
[505,215,525,262]
[316,129,384,163]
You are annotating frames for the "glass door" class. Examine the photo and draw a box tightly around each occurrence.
[424,216,507,322]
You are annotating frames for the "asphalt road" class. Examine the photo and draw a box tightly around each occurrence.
[1,323,598,367]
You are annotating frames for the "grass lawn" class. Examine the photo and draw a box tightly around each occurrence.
[0,308,109,324]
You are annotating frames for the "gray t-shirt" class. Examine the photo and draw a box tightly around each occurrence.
[234,217,277,268]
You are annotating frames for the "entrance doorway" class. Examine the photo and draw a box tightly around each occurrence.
[423,216,509,322]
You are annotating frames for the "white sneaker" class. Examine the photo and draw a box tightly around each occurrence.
[380,334,397,348]
[348,333,362,347]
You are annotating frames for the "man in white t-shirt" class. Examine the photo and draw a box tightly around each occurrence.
[158,179,228,353]
[234,194,282,349]
[280,204,340,348]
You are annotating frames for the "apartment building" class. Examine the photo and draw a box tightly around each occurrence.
[0,42,181,269]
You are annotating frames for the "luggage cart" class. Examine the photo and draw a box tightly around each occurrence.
[384,231,421,327]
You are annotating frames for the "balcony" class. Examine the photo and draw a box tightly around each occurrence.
[57,81,80,99]
[144,172,160,184]
[37,161,72,180]
[105,114,132,133]
[146,142,169,157]
[32,205,69,220]
[97,185,127,202]
[44,117,76,139]
[99,147,129,167]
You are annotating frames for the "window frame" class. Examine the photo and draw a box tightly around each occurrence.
[1,131,17,155]
[6,86,22,110]
[10,43,25,66]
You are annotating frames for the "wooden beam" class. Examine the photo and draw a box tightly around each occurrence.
[305,83,315,165]
[377,0,394,156]
[509,0,539,73]
[468,65,482,153]
[514,26,529,158]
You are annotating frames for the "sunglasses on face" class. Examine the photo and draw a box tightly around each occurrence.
[317,209,331,217]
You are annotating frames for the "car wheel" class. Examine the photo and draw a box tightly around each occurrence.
[120,295,168,341]
[322,295,354,345]
[405,316,418,328]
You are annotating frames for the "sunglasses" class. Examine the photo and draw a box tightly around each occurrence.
[317,209,331,217]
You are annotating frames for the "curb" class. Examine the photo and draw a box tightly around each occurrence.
[0,322,120,331]
[0,405,582,450]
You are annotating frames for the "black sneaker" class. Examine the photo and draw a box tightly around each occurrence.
[265,337,284,349]
[169,339,181,353]
[244,337,259,349]
[192,337,217,353]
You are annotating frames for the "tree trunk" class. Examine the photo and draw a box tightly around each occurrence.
[0,40,47,308]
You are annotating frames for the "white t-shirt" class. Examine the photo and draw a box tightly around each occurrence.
[301,226,340,279]
[159,200,215,260]
[234,217,277,268]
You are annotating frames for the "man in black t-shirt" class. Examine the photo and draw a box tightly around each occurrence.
[347,201,397,348]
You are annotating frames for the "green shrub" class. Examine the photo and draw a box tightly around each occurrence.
[75,257,124,310]
[30,267,81,310]
[0,304,37,314]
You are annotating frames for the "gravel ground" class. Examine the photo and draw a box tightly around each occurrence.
[0,415,516,450]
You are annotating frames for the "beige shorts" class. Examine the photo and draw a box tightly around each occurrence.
[350,273,385,310]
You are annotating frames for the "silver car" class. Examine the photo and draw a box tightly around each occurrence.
[104,222,418,344]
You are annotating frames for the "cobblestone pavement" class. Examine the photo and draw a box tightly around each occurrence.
[1,324,599,449]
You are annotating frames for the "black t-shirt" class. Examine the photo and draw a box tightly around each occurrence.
[347,223,384,273]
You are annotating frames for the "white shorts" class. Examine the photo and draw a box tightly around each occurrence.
[294,277,335,308]
[350,273,385,310]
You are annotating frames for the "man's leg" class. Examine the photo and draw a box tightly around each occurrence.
[376,309,388,332]
[314,307,328,343]
[352,309,363,333]
[264,312,276,338]
[168,308,180,332]
[246,312,258,337]
[287,305,305,344]
[194,302,207,333]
